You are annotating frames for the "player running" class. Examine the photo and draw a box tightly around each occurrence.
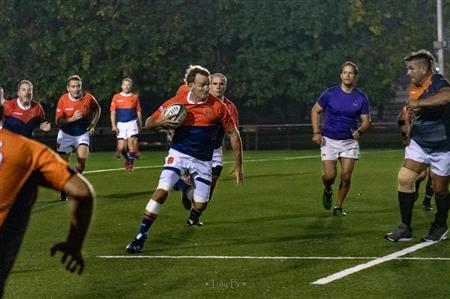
[125,66,243,253]
[55,75,101,201]
[110,78,143,171]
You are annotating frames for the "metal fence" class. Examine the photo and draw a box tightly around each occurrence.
[33,122,404,152]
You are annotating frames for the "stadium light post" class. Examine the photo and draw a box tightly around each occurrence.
[434,0,446,74]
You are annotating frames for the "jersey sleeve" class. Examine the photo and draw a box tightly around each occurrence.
[37,102,47,123]
[317,89,329,109]
[360,94,370,115]
[216,101,235,131]
[55,96,65,121]
[32,143,74,190]
[226,101,239,127]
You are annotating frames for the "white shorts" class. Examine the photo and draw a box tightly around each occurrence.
[321,136,360,161]
[212,147,223,168]
[157,148,212,203]
[405,139,450,176]
[56,130,90,154]
[116,120,139,140]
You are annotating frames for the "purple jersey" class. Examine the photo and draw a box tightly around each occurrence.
[318,86,369,140]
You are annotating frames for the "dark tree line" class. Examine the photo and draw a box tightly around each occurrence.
[0,0,447,124]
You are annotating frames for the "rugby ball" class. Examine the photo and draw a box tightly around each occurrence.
[163,103,187,124]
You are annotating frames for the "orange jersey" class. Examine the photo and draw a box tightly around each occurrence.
[0,128,73,227]
[3,98,46,138]
[110,92,141,122]
[151,92,235,161]
[176,84,190,96]
[55,92,99,136]
[214,96,239,149]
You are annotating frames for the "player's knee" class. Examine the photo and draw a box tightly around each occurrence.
[212,166,223,177]
[340,172,352,185]
[192,201,207,211]
[398,167,420,193]
[152,189,169,203]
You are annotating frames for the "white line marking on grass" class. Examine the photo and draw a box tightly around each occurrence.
[311,241,437,285]
[83,155,320,174]
[97,252,450,261]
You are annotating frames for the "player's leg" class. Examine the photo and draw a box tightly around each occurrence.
[385,159,426,242]
[422,168,434,210]
[125,150,183,253]
[422,153,450,241]
[209,147,223,201]
[126,135,139,171]
[115,138,126,160]
[75,144,89,173]
[56,131,74,201]
[333,157,355,215]
[320,137,338,210]
[186,160,212,226]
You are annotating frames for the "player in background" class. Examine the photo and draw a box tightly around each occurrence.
[0,100,94,298]
[385,50,450,242]
[175,73,240,214]
[55,75,101,201]
[110,78,143,171]
[125,66,243,253]
[311,61,371,216]
[3,80,51,138]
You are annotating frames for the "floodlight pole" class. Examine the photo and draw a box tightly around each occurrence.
[435,0,445,74]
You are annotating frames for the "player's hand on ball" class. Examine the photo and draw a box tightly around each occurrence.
[51,242,85,275]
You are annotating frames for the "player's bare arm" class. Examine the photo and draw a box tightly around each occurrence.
[226,126,244,186]
[50,174,94,274]
[144,113,180,130]
[311,102,324,145]
[351,114,371,140]
[411,86,450,108]
[110,110,118,133]
[56,110,84,126]
[137,111,143,129]
[87,101,101,134]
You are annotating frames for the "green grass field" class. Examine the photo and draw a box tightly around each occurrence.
[4,150,450,299]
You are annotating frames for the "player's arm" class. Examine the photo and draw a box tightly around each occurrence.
[87,98,101,134]
[55,101,83,127]
[411,86,450,108]
[225,126,244,186]
[310,102,324,145]
[137,111,143,129]
[110,110,118,133]
[144,108,180,130]
[352,114,370,140]
[37,103,51,132]
[51,174,94,275]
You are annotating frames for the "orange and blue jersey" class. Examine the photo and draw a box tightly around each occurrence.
[0,128,73,227]
[55,92,99,136]
[152,92,236,161]
[3,99,46,138]
[110,92,141,122]
[213,97,239,149]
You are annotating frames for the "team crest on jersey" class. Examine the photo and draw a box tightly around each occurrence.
[167,156,174,164]
[203,108,213,117]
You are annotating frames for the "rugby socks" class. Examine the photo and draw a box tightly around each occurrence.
[434,194,450,227]
[136,214,156,240]
[423,184,434,204]
[188,208,202,224]
[127,151,136,167]
[398,191,415,227]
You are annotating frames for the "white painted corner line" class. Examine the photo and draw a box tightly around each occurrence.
[311,241,436,285]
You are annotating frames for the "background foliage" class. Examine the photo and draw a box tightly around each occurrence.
[0,0,447,123]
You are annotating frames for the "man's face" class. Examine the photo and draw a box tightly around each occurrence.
[121,80,132,94]
[18,83,33,105]
[189,74,210,101]
[406,59,428,86]
[210,76,227,98]
[67,80,82,99]
[340,65,357,88]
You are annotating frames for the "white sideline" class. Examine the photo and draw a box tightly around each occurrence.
[96,252,450,261]
[82,155,319,174]
[311,241,437,285]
